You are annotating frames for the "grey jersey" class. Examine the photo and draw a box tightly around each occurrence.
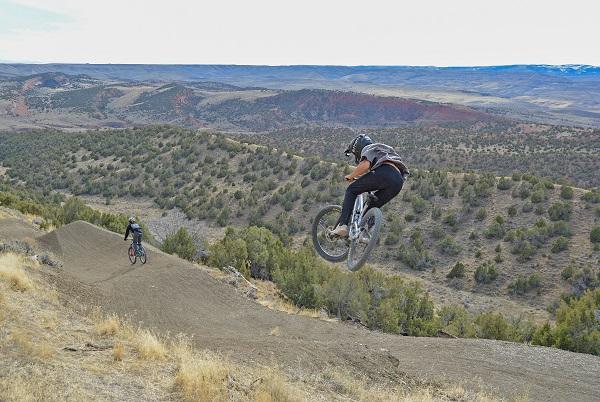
[360,143,409,174]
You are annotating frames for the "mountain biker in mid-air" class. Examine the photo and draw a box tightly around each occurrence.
[331,134,409,237]
[124,217,143,253]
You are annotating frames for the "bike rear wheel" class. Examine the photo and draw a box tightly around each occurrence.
[312,205,349,262]
[347,207,382,271]
[128,245,137,264]
[139,247,147,264]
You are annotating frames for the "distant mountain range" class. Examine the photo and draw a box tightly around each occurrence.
[0,72,495,131]
[1,63,598,127]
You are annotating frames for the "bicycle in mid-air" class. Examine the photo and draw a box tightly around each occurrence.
[312,191,382,271]
[128,239,147,265]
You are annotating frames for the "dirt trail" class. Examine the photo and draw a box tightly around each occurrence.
[8,219,597,402]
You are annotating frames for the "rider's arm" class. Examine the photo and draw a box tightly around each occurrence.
[345,159,371,182]
[124,224,131,240]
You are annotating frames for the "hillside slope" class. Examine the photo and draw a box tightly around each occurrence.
[28,220,600,401]
[2,127,599,320]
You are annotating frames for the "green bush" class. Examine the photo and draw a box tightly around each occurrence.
[560,186,574,200]
[497,177,512,190]
[532,289,600,355]
[439,305,476,337]
[474,261,499,284]
[484,221,505,239]
[548,201,573,221]
[446,262,466,279]
[590,226,600,244]
[208,227,441,336]
[561,265,599,296]
[437,235,462,256]
[508,274,541,295]
[551,236,569,253]
[161,227,197,261]
[582,188,600,203]
[475,208,487,221]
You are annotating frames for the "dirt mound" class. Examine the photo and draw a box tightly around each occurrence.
[30,221,600,401]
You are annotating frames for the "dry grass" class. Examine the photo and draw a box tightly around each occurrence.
[95,313,121,336]
[10,329,54,359]
[113,341,125,361]
[0,291,6,321]
[133,328,167,360]
[318,369,501,402]
[270,326,281,337]
[0,253,33,291]
[173,337,230,402]
[252,370,302,402]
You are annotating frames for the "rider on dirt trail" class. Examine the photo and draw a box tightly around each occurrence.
[124,217,143,253]
[332,134,409,237]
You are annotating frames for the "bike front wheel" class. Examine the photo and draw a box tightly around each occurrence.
[128,246,137,265]
[312,205,349,262]
[347,207,382,271]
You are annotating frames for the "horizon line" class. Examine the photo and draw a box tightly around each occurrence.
[1,61,599,69]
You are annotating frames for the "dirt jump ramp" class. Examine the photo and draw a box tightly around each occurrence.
[37,221,600,401]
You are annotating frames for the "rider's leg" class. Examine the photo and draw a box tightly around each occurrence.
[134,233,142,253]
[338,171,384,227]
[369,165,404,210]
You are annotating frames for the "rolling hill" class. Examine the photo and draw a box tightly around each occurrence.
[1,64,599,126]
[0,72,495,131]
[1,126,599,324]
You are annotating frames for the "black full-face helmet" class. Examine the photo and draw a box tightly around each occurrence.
[344,134,373,164]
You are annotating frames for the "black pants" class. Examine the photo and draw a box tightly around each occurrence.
[133,232,142,247]
[339,164,404,226]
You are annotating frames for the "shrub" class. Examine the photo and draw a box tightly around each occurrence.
[507,205,518,217]
[590,226,600,244]
[484,221,505,239]
[560,186,574,200]
[561,265,599,296]
[551,236,569,253]
[548,201,573,221]
[508,274,541,295]
[582,188,600,203]
[474,312,516,341]
[430,225,445,240]
[439,305,476,337]
[474,261,498,284]
[512,239,536,262]
[161,227,198,261]
[497,177,512,190]
[532,289,600,355]
[446,262,466,279]
[475,208,487,221]
[437,235,462,256]
[443,212,458,229]
[411,196,427,214]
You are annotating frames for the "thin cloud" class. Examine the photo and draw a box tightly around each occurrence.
[0,0,74,35]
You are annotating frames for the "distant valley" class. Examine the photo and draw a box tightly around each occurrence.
[1,63,599,127]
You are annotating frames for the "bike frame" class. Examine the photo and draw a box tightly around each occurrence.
[348,193,370,241]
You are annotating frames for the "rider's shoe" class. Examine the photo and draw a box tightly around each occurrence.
[359,233,371,244]
[331,225,348,237]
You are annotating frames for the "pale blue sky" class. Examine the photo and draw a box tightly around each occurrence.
[0,0,598,66]
[0,0,73,35]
